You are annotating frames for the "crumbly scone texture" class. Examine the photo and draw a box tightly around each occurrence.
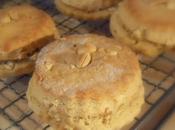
[0,53,38,78]
[61,0,118,11]
[27,34,144,130]
[0,58,34,78]
[110,0,175,57]
[55,0,117,20]
[0,5,58,61]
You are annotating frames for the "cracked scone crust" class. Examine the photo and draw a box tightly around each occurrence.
[110,0,175,57]
[55,0,118,20]
[27,34,144,130]
[0,5,58,61]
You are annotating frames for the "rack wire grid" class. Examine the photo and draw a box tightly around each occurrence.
[0,0,175,130]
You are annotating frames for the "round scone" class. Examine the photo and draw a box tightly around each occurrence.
[55,0,120,20]
[110,0,175,57]
[27,34,144,130]
[0,5,58,77]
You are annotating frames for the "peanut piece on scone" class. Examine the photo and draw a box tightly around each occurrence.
[44,61,53,71]
[77,43,97,54]
[106,49,118,56]
[167,1,175,10]
[85,43,97,53]
[70,64,76,69]
[4,62,15,70]
[1,16,11,24]
[77,53,91,68]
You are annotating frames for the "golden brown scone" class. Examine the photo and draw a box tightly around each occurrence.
[110,0,175,57]
[55,0,120,20]
[0,5,58,61]
[27,34,144,130]
[0,5,58,77]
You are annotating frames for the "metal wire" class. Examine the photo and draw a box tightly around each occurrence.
[0,0,175,130]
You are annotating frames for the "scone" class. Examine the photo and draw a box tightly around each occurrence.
[0,5,58,77]
[55,0,120,20]
[27,34,144,130]
[110,0,175,57]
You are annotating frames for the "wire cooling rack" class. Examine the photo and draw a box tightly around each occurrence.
[0,0,175,130]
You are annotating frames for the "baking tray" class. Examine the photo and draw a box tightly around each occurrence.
[0,0,175,130]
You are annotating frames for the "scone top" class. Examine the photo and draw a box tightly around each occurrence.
[0,5,57,61]
[119,0,175,46]
[123,0,175,26]
[34,34,141,100]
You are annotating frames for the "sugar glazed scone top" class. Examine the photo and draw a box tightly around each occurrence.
[35,34,141,99]
[118,0,175,47]
[0,5,57,61]
[27,34,144,130]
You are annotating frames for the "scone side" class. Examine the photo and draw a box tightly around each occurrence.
[123,0,175,47]
[27,72,144,130]
[55,0,116,20]
[110,0,175,57]
[110,11,164,57]
[61,0,118,12]
[0,59,34,78]
[0,35,57,61]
